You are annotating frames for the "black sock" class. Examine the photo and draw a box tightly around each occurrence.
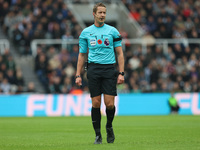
[91,107,101,136]
[106,106,115,128]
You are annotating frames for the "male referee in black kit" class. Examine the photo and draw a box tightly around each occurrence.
[75,3,124,144]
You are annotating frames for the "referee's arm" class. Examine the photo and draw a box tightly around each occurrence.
[115,46,125,84]
[75,53,86,86]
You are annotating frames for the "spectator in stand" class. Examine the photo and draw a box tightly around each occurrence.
[61,76,73,94]
[129,4,140,21]
[35,53,48,88]
[1,1,10,31]
[48,76,62,93]
[146,15,157,34]
[0,71,4,83]
[0,0,9,25]
[64,63,75,78]
[0,55,4,68]
[0,63,7,77]
[62,31,74,50]
[33,23,45,39]
[46,46,57,60]
[0,78,11,94]
[59,48,70,66]
[26,82,36,93]
[5,69,16,85]
[52,22,63,39]
[6,55,16,71]
[15,68,25,87]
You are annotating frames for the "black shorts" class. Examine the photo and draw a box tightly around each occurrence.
[87,63,118,98]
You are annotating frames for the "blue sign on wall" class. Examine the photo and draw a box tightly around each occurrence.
[0,93,199,117]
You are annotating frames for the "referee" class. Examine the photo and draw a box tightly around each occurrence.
[75,3,124,144]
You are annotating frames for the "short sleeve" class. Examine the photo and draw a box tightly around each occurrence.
[112,28,122,48]
[79,31,88,53]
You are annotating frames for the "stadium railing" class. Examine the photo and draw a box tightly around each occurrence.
[31,39,79,57]
[65,0,121,4]
[31,38,200,56]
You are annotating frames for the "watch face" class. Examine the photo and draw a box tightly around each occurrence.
[119,72,124,76]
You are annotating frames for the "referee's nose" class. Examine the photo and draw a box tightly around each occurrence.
[100,12,106,18]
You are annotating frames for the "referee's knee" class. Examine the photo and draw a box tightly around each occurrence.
[92,103,101,108]
[105,104,114,110]
[92,96,101,108]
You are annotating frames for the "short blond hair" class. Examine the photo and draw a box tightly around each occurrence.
[93,3,106,13]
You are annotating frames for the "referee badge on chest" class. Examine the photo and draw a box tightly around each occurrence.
[104,38,110,46]
[90,39,96,47]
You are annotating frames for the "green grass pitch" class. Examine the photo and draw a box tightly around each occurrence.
[0,115,200,150]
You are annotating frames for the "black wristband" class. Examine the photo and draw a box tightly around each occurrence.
[119,72,125,76]
[75,75,81,79]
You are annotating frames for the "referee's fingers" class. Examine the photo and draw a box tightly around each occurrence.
[117,77,124,84]
[75,78,82,86]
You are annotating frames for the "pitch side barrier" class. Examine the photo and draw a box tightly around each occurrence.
[0,93,199,117]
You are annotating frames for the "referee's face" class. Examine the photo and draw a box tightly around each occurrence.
[94,6,106,25]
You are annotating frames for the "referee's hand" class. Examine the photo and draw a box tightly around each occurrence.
[75,77,82,86]
[117,75,124,84]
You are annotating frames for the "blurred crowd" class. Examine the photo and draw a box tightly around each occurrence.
[0,0,83,94]
[0,49,36,94]
[0,0,200,94]
[120,0,200,93]
[0,0,82,55]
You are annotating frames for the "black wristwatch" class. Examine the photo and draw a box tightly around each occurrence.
[119,72,125,76]
[75,75,81,79]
